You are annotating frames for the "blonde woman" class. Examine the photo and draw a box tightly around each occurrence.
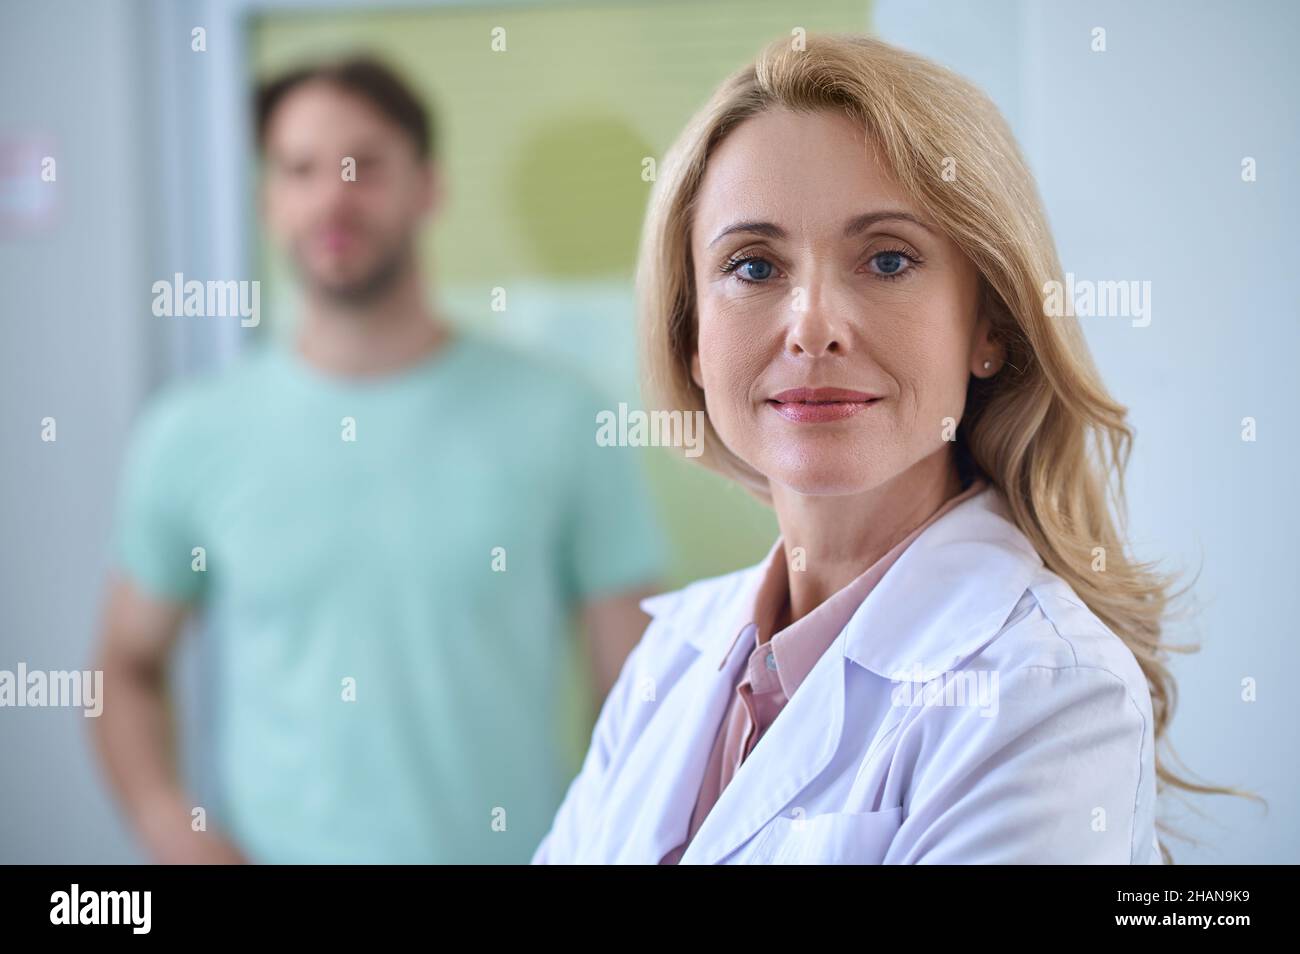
[533,33,1223,865]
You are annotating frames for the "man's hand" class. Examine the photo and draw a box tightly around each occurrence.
[90,576,248,863]
[135,792,250,864]
[580,585,660,702]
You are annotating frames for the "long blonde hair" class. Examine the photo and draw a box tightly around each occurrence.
[636,32,1258,863]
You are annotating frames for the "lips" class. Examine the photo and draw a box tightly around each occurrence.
[318,229,358,253]
[767,387,882,424]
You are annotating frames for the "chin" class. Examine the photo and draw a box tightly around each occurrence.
[763,450,887,498]
[309,268,388,303]
[309,262,370,286]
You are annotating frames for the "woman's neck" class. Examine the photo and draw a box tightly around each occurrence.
[769,447,962,623]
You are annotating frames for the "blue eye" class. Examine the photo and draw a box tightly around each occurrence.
[740,258,774,281]
[721,254,777,283]
[872,251,908,276]
[720,250,917,284]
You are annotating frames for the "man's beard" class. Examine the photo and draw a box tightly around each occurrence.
[297,239,412,308]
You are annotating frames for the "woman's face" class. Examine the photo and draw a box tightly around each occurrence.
[689,107,998,497]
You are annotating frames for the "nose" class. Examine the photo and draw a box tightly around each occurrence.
[321,171,359,208]
[784,279,848,357]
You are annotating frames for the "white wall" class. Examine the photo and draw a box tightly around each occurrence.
[0,0,156,863]
[0,0,229,864]
[876,0,1299,863]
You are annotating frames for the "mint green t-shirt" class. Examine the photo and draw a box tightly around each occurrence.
[111,332,667,863]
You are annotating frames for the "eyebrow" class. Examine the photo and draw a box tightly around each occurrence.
[707,210,936,248]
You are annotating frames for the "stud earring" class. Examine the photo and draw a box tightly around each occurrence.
[982,360,992,371]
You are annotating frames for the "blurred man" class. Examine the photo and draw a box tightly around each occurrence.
[90,58,666,863]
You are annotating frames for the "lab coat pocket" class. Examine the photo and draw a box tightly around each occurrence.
[757,806,904,865]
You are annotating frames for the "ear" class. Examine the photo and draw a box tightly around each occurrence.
[257,177,269,227]
[690,350,704,390]
[417,159,440,219]
[259,170,284,242]
[971,308,1006,378]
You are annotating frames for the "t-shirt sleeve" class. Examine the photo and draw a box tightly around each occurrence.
[110,393,208,604]
[561,387,669,604]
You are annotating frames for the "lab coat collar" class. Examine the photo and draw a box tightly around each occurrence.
[633,482,1043,865]
[643,482,1043,683]
[841,482,1043,681]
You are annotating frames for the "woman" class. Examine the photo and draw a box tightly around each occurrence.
[533,33,1219,865]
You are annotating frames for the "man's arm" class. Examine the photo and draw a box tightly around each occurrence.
[89,574,248,864]
[578,584,659,703]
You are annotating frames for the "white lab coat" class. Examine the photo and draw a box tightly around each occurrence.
[533,484,1161,864]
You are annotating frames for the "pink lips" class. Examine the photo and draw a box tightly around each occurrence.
[317,228,358,253]
[767,387,882,423]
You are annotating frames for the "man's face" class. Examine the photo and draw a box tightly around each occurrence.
[261,81,437,303]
